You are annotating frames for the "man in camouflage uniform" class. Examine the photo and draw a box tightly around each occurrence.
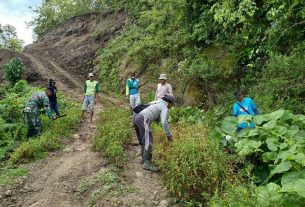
[24,88,54,138]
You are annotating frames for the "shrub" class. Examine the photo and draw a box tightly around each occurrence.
[154,123,237,204]
[4,57,25,86]
[208,184,259,207]
[217,109,305,205]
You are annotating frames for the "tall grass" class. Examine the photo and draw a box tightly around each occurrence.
[93,103,132,167]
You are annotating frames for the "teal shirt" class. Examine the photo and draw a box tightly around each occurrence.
[127,79,139,95]
[232,97,258,129]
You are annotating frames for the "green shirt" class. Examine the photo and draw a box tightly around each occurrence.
[84,80,99,96]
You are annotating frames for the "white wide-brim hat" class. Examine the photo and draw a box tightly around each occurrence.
[158,74,167,80]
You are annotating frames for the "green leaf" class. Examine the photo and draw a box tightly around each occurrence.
[235,139,262,156]
[268,109,286,120]
[293,153,305,166]
[246,128,259,137]
[253,114,270,125]
[295,179,305,198]
[220,116,237,134]
[274,126,287,135]
[262,152,277,162]
[277,150,294,161]
[255,183,282,204]
[281,171,299,193]
[286,128,299,137]
[279,143,288,150]
[266,137,279,152]
[263,120,277,130]
[281,170,305,197]
[270,161,292,176]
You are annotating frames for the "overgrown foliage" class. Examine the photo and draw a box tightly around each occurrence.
[0,80,81,165]
[29,0,305,205]
[217,109,305,206]
[29,0,305,113]
[154,113,246,206]
[95,0,305,113]
[3,57,25,86]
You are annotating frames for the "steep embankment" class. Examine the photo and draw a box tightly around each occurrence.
[0,11,126,89]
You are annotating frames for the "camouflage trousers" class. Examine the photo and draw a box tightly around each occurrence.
[24,112,41,138]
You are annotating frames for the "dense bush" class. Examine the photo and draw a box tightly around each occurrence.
[3,57,25,86]
[217,109,305,205]
[154,123,238,205]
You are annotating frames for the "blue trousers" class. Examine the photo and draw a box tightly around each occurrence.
[50,101,60,116]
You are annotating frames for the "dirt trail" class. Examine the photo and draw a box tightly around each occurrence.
[1,104,104,207]
[1,51,178,206]
[23,52,83,93]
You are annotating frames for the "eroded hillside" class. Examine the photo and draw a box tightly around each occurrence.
[0,11,126,89]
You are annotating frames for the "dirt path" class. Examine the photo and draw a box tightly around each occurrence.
[1,50,178,206]
[1,103,104,207]
[1,97,177,207]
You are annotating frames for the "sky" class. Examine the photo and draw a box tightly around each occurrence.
[0,0,42,45]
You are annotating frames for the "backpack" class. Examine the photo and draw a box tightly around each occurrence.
[132,104,150,114]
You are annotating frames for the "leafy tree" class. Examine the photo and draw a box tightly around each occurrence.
[0,24,24,52]
[29,0,108,38]
[3,57,25,86]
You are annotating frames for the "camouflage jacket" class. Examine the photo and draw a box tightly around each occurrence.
[24,92,53,118]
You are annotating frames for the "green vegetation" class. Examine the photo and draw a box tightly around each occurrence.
[154,123,237,205]
[0,24,24,52]
[4,57,25,86]
[217,109,305,205]
[29,1,304,113]
[0,80,81,167]
[26,0,305,206]
[95,0,305,114]
[0,167,28,185]
[29,0,109,38]
[78,167,138,206]
[93,100,132,167]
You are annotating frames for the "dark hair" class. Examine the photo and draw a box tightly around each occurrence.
[234,90,243,97]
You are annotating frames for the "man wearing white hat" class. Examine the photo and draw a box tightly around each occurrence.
[82,73,100,123]
[155,73,174,100]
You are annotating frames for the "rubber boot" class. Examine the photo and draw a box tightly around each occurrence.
[142,150,159,172]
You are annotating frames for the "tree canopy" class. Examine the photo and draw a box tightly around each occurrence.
[0,24,24,52]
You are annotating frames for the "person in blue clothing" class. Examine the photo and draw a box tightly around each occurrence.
[48,79,60,117]
[126,72,142,111]
[232,90,259,132]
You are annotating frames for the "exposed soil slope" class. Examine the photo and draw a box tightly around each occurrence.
[0,11,126,87]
